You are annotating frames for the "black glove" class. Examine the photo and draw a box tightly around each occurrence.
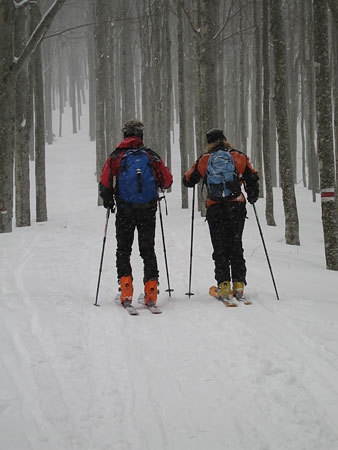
[103,196,115,212]
[99,183,115,212]
[183,175,196,188]
[245,184,259,204]
[247,194,258,204]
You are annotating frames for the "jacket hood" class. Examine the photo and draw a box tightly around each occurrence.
[116,137,144,149]
[205,140,233,154]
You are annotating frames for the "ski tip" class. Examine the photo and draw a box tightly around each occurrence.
[148,306,162,314]
[239,298,252,305]
[209,285,218,296]
[123,305,139,315]
[224,300,238,307]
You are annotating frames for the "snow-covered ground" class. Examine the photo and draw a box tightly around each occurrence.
[1,109,338,450]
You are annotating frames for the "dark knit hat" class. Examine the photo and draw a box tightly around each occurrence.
[206,128,226,143]
[122,119,144,138]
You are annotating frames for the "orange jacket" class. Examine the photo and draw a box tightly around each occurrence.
[183,145,259,207]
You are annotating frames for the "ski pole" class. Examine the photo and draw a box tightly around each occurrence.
[185,185,195,297]
[94,208,110,306]
[158,195,174,297]
[252,204,280,300]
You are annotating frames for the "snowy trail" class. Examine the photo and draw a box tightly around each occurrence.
[1,114,338,449]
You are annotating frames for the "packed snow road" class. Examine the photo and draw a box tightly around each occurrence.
[1,122,338,450]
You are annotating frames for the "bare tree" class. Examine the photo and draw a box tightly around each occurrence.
[313,0,338,270]
[270,0,300,245]
[120,0,136,123]
[14,3,31,227]
[94,0,108,205]
[0,0,67,233]
[303,2,318,200]
[177,0,189,208]
[0,1,15,233]
[328,0,338,29]
[262,0,276,226]
[252,0,263,174]
[31,2,47,223]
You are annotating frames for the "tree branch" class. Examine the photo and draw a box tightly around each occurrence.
[14,0,30,7]
[43,7,172,40]
[217,24,256,44]
[7,0,67,82]
[177,0,199,34]
[213,0,239,40]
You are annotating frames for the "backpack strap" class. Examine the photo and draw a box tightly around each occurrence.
[143,147,165,188]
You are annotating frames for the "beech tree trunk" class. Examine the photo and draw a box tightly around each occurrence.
[0,1,15,233]
[313,0,338,270]
[177,0,189,208]
[270,0,300,245]
[262,0,276,226]
[120,0,135,123]
[31,3,47,223]
[94,0,108,203]
[0,0,66,232]
[14,4,31,227]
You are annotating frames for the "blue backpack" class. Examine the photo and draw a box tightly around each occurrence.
[206,149,240,200]
[118,148,158,205]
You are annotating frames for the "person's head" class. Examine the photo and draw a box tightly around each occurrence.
[205,128,233,152]
[205,128,226,144]
[122,119,144,139]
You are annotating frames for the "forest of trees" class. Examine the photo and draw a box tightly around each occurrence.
[0,0,337,270]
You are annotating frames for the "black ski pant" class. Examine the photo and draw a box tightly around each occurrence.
[206,201,247,286]
[115,204,159,283]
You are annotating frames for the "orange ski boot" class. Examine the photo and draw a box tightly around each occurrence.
[119,275,133,305]
[144,279,158,306]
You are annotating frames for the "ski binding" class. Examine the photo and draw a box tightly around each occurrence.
[209,285,252,306]
[114,295,139,315]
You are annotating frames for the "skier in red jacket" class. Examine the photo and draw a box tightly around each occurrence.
[99,120,173,308]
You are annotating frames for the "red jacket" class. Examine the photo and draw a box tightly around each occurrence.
[100,137,173,199]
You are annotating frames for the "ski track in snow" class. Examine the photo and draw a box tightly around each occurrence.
[1,112,338,450]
